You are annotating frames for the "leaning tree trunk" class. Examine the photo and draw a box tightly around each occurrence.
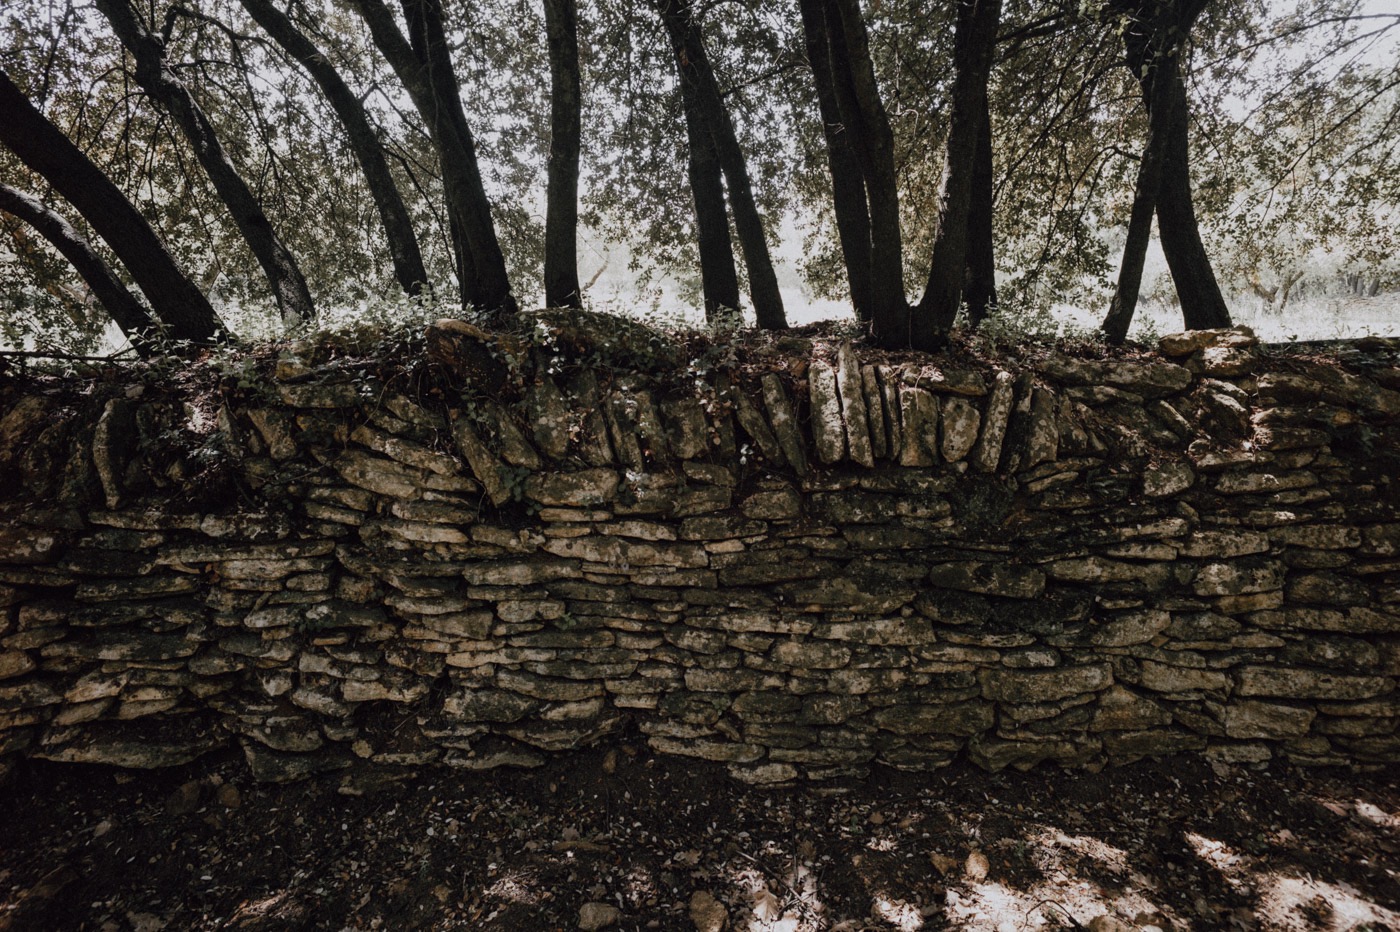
[543,0,583,309]
[654,0,787,330]
[827,0,908,347]
[797,0,874,323]
[1101,50,1178,345]
[0,70,223,343]
[240,0,428,298]
[96,0,315,328]
[913,0,1002,349]
[963,112,998,326]
[401,0,516,314]
[347,0,516,314]
[1154,59,1231,330]
[677,55,742,321]
[1103,0,1229,339]
[0,183,160,352]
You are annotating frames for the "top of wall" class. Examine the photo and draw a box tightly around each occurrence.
[2,312,1399,520]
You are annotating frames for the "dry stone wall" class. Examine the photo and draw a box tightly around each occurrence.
[1,315,1398,786]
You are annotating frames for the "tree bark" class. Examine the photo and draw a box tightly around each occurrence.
[913,0,1002,349]
[96,0,316,328]
[239,0,428,298]
[0,183,159,352]
[1103,0,1229,338]
[347,0,517,314]
[1154,60,1231,330]
[797,0,873,323]
[653,0,787,330]
[676,53,741,321]
[401,0,516,314]
[1102,50,1177,345]
[543,0,583,309]
[963,111,998,326]
[827,0,908,347]
[0,70,223,343]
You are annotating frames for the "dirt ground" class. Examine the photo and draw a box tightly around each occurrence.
[0,745,1396,932]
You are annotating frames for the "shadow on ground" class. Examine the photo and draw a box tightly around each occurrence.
[1,745,1396,931]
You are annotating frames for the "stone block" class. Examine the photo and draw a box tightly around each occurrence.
[1091,686,1172,732]
[1193,560,1285,596]
[940,396,981,463]
[1223,700,1316,739]
[522,469,620,507]
[1142,463,1195,498]
[835,342,874,467]
[1235,666,1391,700]
[809,360,846,464]
[980,664,1112,703]
[1139,660,1228,693]
[928,561,1046,599]
[770,639,851,669]
[760,374,808,477]
[733,388,783,466]
[1181,530,1270,559]
[897,385,938,466]
[870,701,994,736]
[1088,610,1170,647]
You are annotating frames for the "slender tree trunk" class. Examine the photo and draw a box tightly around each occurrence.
[1104,0,1229,338]
[0,184,159,352]
[543,0,583,309]
[797,0,873,323]
[1274,270,1303,311]
[1102,52,1177,344]
[347,0,517,314]
[96,0,315,328]
[239,0,428,298]
[677,59,741,320]
[913,0,1002,349]
[1154,61,1231,330]
[653,0,786,329]
[400,0,516,313]
[0,70,222,343]
[827,0,908,347]
[964,112,998,326]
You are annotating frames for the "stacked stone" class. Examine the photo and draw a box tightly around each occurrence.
[0,318,1397,786]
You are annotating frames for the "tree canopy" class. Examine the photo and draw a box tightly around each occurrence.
[1,0,1396,354]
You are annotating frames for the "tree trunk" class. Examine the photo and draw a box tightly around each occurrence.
[543,0,583,309]
[96,0,316,328]
[1104,0,1229,337]
[347,0,517,314]
[0,70,223,343]
[797,0,873,323]
[239,0,428,298]
[1154,59,1231,330]
[1102,51,1178,345]
[827,0,908,347]
[0,183,159,352]
[677,53,741,321]
[963,111,998,326]
[401,0,517,314]
[1274,269,1303,311]
[653,0,787,330]
[913,0,1002,349]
